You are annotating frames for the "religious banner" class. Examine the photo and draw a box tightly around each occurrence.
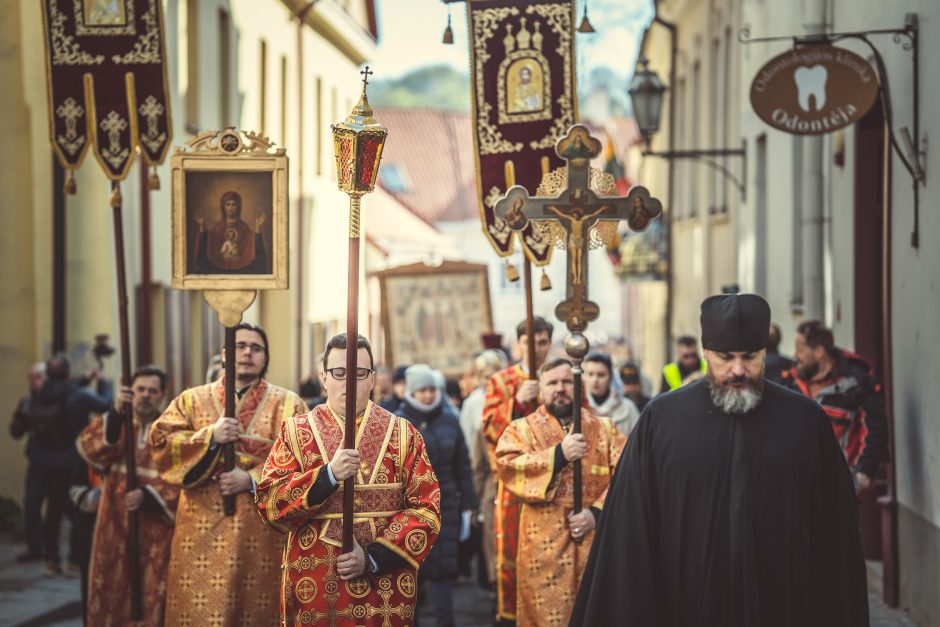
[374,261,493,376]
[467,0,578,264]
[171,129,289,296]
[40,0,172,186]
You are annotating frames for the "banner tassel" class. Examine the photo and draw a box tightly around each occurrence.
[64,169,76,195]
[540,268,552,291]
[110,185,122,208]
[505,260,520,283]
[148,167,160,190]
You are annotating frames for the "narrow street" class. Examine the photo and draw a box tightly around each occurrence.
[0,531,919,626]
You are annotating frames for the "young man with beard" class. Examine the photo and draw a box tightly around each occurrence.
[76,365,179,626]
[582,352,640,436]
[571,294,868,627]
[784,320,887,493]
[148,323,307,626]
[496,358,626,627]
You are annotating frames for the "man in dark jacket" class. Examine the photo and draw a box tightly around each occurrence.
[9,362,48,562]
[784,320,887,493]
[398,364,475,627]
[10,353,112,576]
[764,323,795,384]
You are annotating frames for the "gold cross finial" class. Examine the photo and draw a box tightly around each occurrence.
[360,66,373,88]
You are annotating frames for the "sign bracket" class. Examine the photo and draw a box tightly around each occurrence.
[740,14,923,248]
[641,141,747,202]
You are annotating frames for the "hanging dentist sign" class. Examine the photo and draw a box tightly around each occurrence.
[750,45,879,135]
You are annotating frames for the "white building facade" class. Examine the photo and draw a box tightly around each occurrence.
[641,0,938,622]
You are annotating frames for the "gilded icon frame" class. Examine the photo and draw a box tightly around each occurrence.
[171,128,288,291]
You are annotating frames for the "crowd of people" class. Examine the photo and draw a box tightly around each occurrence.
[7,294,885,626]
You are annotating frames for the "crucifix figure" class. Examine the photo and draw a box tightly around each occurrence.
[495,124,663,334]
[494,124,663,516]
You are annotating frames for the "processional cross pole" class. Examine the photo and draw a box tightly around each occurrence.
[331,67,388,552]
[495,124,663,513]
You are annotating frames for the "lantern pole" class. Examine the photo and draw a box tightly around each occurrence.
[331,67,388,553]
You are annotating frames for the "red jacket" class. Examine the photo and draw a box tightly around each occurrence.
[782,349,887,478]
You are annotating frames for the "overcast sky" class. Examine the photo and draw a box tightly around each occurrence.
[373,0,654,84]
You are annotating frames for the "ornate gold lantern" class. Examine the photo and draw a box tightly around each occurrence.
[330,66,388,552]
[331,68,388,199]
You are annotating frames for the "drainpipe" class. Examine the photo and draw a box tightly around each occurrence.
[801,0,827,319]
[653,3,678,366]
[294,2,318,384]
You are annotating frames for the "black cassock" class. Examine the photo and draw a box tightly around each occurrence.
[570,379,868,627]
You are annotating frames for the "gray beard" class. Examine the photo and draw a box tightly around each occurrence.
[708,381,763,414]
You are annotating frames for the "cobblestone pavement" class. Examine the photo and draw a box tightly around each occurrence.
[0,532,918,626]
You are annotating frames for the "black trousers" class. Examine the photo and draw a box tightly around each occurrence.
[23,458,75,561]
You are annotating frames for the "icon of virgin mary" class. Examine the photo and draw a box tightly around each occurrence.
[194,191,268,274]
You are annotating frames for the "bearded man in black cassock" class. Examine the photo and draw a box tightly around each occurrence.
[570,294,868,627]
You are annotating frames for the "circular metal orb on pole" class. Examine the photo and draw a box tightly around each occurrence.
[331,66,388,553]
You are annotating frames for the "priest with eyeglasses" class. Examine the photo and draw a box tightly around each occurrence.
[256,332,441,626]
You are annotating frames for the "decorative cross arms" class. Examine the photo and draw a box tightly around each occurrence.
[494,125,663,333]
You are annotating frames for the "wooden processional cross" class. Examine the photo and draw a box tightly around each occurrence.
[494,124,663,515]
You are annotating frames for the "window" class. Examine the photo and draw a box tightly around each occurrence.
[219,9,231,126]
[675,77,686,219]
[690,60,701,218]
[316,77,323,176]
[280,55,288,144]
[379,164,410,193]
[183,0,199,129]
[709,38,720,215]
[755,134,767,295]
[259,40,268,134]
[791,136,804,306]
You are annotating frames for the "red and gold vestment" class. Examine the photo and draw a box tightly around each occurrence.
[148,377,306,627]
[482,364,535,621]
[256,402,441,626]
[77,413,179,626]
[496,406,626,627]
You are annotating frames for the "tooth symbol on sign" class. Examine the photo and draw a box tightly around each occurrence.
[794,65,828,112]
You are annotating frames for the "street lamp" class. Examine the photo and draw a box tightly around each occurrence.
[628,57,666,148]
[628,56,747,200]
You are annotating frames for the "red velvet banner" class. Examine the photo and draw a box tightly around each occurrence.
[40,0,172,182]
[467,0,578,264]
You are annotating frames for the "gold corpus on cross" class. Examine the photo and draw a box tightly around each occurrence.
[494,124,663,334]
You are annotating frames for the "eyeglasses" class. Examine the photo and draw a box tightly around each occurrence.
[234,342,266,354]
[326,367,374,381]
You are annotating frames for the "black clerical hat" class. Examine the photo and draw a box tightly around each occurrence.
[700,294,771,352]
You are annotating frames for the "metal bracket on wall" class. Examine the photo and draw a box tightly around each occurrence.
[642,142,748,202]
[739,13,923,247]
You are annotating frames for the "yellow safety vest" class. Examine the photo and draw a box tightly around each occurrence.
[663,359,707,391]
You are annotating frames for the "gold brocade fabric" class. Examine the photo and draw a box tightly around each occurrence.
[148,378,307,626]
[256,403,441,626]
[77,414,179,627]
[482,364,534,620]
[496,406,627,627]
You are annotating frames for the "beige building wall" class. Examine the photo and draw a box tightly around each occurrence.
[645,0,939,623]
[639,0,743,361]
[0,0,377,505]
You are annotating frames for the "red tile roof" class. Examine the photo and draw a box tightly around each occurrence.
[373,107,479,223]
[374,107,640,224]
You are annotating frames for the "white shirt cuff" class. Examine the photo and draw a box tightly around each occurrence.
[326,464,338,487]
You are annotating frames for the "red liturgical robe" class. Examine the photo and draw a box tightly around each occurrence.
[77,413,179,627]
[256,402,441,626]
[482,364,535,621]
